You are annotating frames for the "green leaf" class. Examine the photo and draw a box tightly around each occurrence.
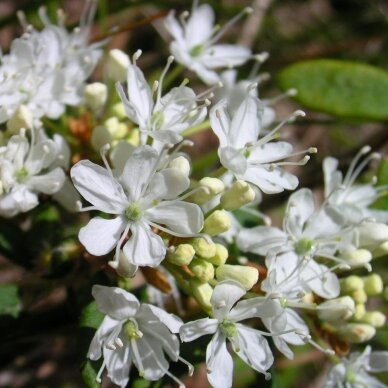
[80,301,104,329]
[278,59,388,121]
[81,360,101,388]
[0,284,22,318]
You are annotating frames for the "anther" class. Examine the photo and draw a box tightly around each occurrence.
[132,50,142,63]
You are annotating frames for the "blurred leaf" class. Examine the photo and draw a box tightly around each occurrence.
[80,301,104,329]
[81,360,101,388]
[0,284,21,318]
[372,158,388,210]
[278,59,388,121]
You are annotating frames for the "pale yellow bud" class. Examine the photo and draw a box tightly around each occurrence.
[116,251,138,278]
[7,105,33,132]
[340,275,363,294]
[167,244,195,266]
[358,311,386,328]
[189,258,215,283]
[357,222,388,248]
[190,237,216,259]
[352,289,368,304]
[190,278,213,311]
[85,82,108,111]
[372,241,388,258]
[111,102,127,119]
[220,180,256,211]
[202,210,231,236]
[104,117,127,139]
[353,304,366,320]
[127,129,140,147]
[190,177,225,204]
[336,323,376,343]
[207,243,229,266]
[107,49,130,82]
[91,126,112,151]
[361,274,383,296]
[216,264,259,290]
[317,296,355,322]
[340,249,372,268]
[169,156,191,176]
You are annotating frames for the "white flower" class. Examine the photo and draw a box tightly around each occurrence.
[116,52,207,146]
[180,280,280,387]
[210,97,312,194]
[164,2,252,84]
[325,346,388,388]
[88,285,191,388]
[0,128,66,217]
[0,3,104,124]
[71,145,204,268]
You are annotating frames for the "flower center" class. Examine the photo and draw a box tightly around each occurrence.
[189,44,204,57]
[16,167,28,183]
[345,369,357,384]
[151,111,165,130]
[125,202,143,222]
[219,320,237,338]
[123,319,143,340]
[294,238,315,256]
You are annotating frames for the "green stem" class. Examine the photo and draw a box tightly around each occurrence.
[182,119,211,137]
[162,64,185,90]
[211,166,227,178]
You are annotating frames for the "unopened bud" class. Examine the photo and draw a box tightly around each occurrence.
[189,258,215,283]
[340,275,363,294]
[216,264,259,290]
[7,105,33,132]
[169,156,191,176]
[357,222,388,248]
[353,304,366,320]
[220,180,255,211]
[107,49,130,82]
[357,311,386,328]
[167,244,195,266]
[352,289,368,304]
[91,125,111,151]
[85,82,108,111]
[361,274,383,296]
[190,237,216,259]
[372,240,388,258]
[111,102,127,119]
[190,278,213,311]
[203,210,231,236]
[317,296,355,322]
[116,251,138,278]
[207,243,228,266]
[104,117,127,139]
[336,323,376,343]
[340,249,372,267]
[190,177,224,204]
[127,128,140,147]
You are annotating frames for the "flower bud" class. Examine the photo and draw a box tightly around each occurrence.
[107,49,130,82]
[317,296,355,321]
[190,177,225,204]
[167,244,195,266]
[220,180,256,211]
[127,128,140,147]
[352,289,367,304]
[91,125,112,151]
[116,251,138,278]
[7,105,33,132]
[169,156,191,176]
[202,210,231,236]
[216,264,259,290]
[357,311,386,328]
[190,237,216,259]
[104,117,127,139]
[190,278,213,311]
[85,82,108,111]
[336,323,376,343]
[353,304,366,320]
[372,241,388,258]
[340,275,363,294]
[189,258,215,283]
[340,249,372,268]
[207,243,229,266]
[361,274,383,296]
[357,222,388,248]
[111,102,127,119]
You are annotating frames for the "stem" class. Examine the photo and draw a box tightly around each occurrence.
[162,64,185,90]
[182,119,210,137]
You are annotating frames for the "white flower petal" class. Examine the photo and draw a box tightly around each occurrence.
[186,4,215,48]
[52,176,81,212]
[143,304,183,333]
[28,167,65,194]
[79,216,126,256]
[210,99,231,148]
[219,146,247,175]
[201,44,251,69]
[229,298,282,322]
[180,318,218,342]
[248,141,294,164]
[369,351,388,372]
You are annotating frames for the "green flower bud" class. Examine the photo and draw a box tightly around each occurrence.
[85,82,108,111]
[340,275,363,294]
[202,210,231,236]
[190,278,213,311]
[335,323,376,343]
[127,129,140,147]
[123,319,143,340]
[220,180,255,211]
[189,258,215,283]
[317,296,355,322]
[353,304,366,320]
[105,117,128,139]
[107,49,130,82]
[190,237,216,259]
[216,264,259,290]
[169,156,191,176]
[340,249,372,268]
[352,289,368,304]
[190,177,225,204]
[167,244,195,266]
[361,274,383,296]
[7,105,33,133]
[372,241,388,258]
[357,311,386,328]
[111,102,127,119]
[207,243,229,266]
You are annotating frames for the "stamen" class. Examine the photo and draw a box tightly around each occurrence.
[177,186,211,201]
[156,56,175,104]
[178,356,194,376]
[343,145,371,186]
[197,82,223,100]
[265,88,298,105]
[132,49,142,65]
[346,152,381,188]
[17,10,29,30]
[115,338,124,348]
[113,224,131,266]
[179,10,190,27]
[95,359,106,383]
[131,339,145,377]
[38,6,51,26]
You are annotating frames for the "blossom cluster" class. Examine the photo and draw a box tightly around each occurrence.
[0,1,387,388]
